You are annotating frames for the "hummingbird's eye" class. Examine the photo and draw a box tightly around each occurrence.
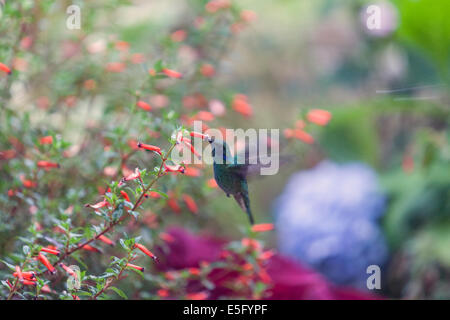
[208,136,215,143]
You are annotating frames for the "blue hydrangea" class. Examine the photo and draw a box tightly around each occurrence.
[274,161,388,289]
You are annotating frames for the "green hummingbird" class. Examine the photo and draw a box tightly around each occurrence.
[208,136,255,225]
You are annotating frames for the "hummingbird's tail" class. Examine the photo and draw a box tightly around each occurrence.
[233,192,255,225]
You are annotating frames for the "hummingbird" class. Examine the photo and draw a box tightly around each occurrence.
[207,136,255,225]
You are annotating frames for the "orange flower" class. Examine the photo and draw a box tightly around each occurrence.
[200,63,215,77]
[59,263,78,279]
[85,199,109,209]
[37,160,60,169]
[162,68,183,79]
[98,235,114,246]
[167,196,181,213]
[146,191,161,199]
[157,289,170,297]
[106,62,126,73]
[81,244,100,253]
[0,62,12,75]
[251,223,274,232]
[232,94,253,117]
[171,29,187,42]
[22,280,37,286]
[130,53,145,64]
[84,79,97,90]
[72,294,80,300]
[137,142,162,154]
[159,232,175,243]
[15,266,24,281]
[120,190,131,202]
[195,111,215,122]
[188,268,201,276]
[164,162,185,174]
[205,0,231,13]
[20,175,37,188]
[126,263,144,272]
[41,247,60,256]
[13,270,35,281]
[207,178,218,188]
[186,292,208,300]
[136,100,152,111]
[306,109,332,126]
[182,194,198,214]
[37,253,56,274]
[184,167,202,177]
[39,136,53,145]
[293,129,314,144]
[134,243,157,260]
[190,131,209,140]
[115,41,129,52]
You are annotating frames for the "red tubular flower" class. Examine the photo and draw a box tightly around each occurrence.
[127,263,145,272]
[182,194,198,214]
[164,162,185,174]
[134,243,157,260]
[186,292,208,300]
[306,109,332,126]
[137,142,162,154]
[157,289,170,298]
[195,111,215,122]
[13,271,36,280]
[0,62,12,75]
[181,139,201,159]
[200,63,215,78]
[184,167,202,177]
[85,199,109,209]
[188,268,201,276]
[136,100,152,111]
[59,263,77,279]
[159,232,175,243]
[81,244,100,253]
[162,68,183,79]
[37,160,60,169]
[251,223,275,233]
[98,234,114,246]
[72,294,80,300]
[120,190,131,202]
[39,136,53,145]
[124,168,140,181]
[22,280,37,286]
[106,62,126,73]
[167,197,182,213]
[37,253,56,274]
[232,94,253,117]
[41,247,60,256]
[293,129,314,144]
[171,29,187,42]
[189,131,209,140]
[15,266,23,281]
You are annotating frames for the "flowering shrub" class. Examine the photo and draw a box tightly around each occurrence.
[0,0,340,300]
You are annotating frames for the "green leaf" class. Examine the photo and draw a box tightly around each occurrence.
[109,286,128,299]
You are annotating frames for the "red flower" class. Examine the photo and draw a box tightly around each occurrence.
[137,142,162,154]
[41,247,60,256]
[39,136,53,145]
[232,94,253,117]
[164,162,185,174]
[126,263,144,272]
[171,29,187,42]
[293,129,314,144]
[182,194,199,214]
[98,234,114,246]
[134,243,157,260]
[85,199,109,209]
[37,253,56,274]
[81,244,100,253]
[157,289,170,297]
[120,190,131,202]
[72,294,80,300]
[207,178,218,188]
[184,167,202,177]
[124,167,140,181]
[186,292,208,300]
[190,131,210,140]
[162,68,183,79]
[37,160,60,169]
[181,139,202,159]
[106,62,126,73]
[306,109,332,126]
[0,62,12,75]
[251,223,274,233]
[22,280,37,286]
[200,64,215,78]
[13,271,35,280]
[15,266,24,281]
[136,100,152,111]
[59,263,78,279]
[195,111,215,122]
[167,196,182,213]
